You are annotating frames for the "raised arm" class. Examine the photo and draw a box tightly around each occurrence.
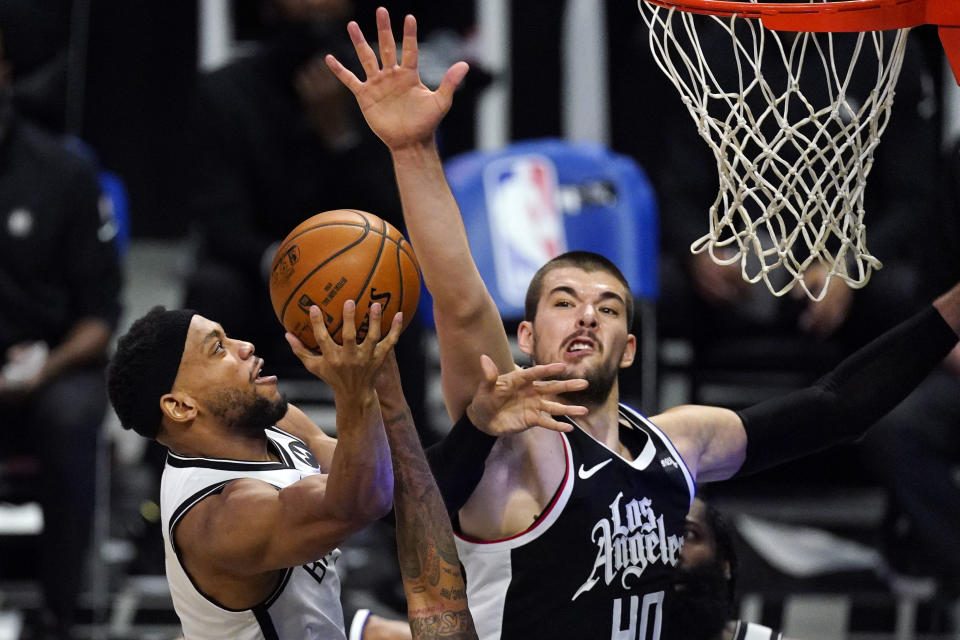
[375,350,477,639]
[656,282,960,483]
[176,302,402,589]
[326,8,514,420]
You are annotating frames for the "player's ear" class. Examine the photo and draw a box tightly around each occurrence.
[619,334,637,369]
[517,320,534,356]
[160,392,198,424]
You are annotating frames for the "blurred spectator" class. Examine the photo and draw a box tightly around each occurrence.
[671,496,796,640]
[0,23,122,639]
[182,0,431,431]
[0,1,73,133]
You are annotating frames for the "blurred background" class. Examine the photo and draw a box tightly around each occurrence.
[0,1,958,638]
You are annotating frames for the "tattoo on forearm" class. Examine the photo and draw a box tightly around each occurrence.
[384,405,478,639]
[409,610,476,639]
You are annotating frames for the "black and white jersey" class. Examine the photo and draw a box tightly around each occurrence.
[455,404,695,640]
[160,427,345,640]
[729,620,784,640]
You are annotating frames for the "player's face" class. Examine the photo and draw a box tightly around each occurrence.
[175,315,286,434]
[680,498,717,570]
[519,267,636,394]
[667,498,731,639]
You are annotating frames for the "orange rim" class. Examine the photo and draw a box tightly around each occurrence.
[641,0,960,31]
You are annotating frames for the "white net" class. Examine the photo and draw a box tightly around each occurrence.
[638,0,911,299]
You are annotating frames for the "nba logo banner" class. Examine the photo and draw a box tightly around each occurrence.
[483,155,568,307]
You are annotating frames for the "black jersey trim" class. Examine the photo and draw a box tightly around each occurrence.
[267,425,298,440]
[168,479,289,613]
[266,431,295,468]
[563,410,659,470]
[166,451,289,472]
[253,605,281,640]
[619,404,696,505]
[262,565,294,608]
[165,428,294,471]
[169,480,232,533]
[732,621,747,640]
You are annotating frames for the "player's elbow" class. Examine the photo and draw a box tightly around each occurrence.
[341,497,393,529]
[333,476,394,524]
[432,287,494,324]
[362,486,394,522]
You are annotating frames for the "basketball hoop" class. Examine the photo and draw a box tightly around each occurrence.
[638,0,960,299]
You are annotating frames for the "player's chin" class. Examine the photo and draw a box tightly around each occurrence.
[253,379,281,401]
[562,352,603,373]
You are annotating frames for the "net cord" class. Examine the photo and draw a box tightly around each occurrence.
[640,0,909,299]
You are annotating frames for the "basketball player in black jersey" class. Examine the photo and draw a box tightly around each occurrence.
[327,9,960,639]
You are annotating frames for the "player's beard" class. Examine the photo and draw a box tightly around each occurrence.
[665,559,732,640]
[207,388,289,437]
[533,335,621,408]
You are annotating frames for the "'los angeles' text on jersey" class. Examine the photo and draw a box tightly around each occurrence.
[455,405,695,640]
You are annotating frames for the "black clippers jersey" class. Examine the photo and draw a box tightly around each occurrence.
[455,404,695,640]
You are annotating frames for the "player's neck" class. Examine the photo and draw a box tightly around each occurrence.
[166,424,276,462]
[576,385,622,451]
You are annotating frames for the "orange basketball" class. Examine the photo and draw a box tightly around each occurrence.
[269,209,421,349]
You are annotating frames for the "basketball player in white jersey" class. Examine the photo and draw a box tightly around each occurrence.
[327,8,960,639]
[106,301,402,639]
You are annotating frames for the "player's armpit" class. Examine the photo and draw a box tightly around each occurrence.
[652,405,746,483]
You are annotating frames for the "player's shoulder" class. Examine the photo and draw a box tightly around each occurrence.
[176,477,284,554]
[177,476,278,529]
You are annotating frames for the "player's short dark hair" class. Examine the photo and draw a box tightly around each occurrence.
[523,251,634,328]
[106,306,195,440]
[702,499,738,609]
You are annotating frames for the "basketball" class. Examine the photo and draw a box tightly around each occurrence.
[269,209,421,349]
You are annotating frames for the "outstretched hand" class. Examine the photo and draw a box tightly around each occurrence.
[325,7,469,152]
[465,355,589,436]
[286,300,402,400]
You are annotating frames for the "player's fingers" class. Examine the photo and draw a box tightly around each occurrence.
[341,299,358,345]
[325,54,363,93]
[479,354,500,384]
[308,305,335,349]
[400,14,418,70]
[531,378,588,395]
[364,302,383,345]
[376,7,397,68]
[347,20,380,77]
[435,61,469,105]
[374,312,403,360]
[531,412,575,433]
[540,399,588,417]
[516,361,568,382]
